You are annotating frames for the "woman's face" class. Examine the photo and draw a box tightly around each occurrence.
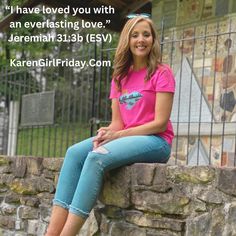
[129,20,153,61]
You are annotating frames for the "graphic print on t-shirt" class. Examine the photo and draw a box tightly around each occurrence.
[119,91,143,110]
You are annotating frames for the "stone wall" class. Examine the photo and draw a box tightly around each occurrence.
[0,156,236,236]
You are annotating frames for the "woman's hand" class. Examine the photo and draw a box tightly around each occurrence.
[93,127,119,148]
[93,130,105,149]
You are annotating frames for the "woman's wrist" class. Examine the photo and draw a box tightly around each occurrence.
[115,130,126,139]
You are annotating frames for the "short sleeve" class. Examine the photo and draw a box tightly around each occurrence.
[109,79,119,99]
[153,65,175,93]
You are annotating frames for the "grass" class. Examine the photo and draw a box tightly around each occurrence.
[16,122,92,157]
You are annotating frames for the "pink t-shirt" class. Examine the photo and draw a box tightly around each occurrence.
[109,64,175,145]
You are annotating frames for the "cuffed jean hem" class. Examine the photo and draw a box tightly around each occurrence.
[69,205,90,219]
[53,199,70,210]
[53,199,89,219]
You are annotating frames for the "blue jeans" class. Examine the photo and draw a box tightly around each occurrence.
[53,135,171,218]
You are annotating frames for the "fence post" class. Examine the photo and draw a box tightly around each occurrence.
[7,101,19,156]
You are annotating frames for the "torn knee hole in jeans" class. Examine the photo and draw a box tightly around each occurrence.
[92,146,109,154]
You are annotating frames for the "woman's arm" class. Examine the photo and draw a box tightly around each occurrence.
[93,99,123,148]
[107,99,124,131]
[98,92,174,145]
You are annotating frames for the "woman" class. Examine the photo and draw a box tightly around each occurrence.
[45,15,175,236]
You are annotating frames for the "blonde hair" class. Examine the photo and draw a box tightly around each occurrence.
[112,16,161,90]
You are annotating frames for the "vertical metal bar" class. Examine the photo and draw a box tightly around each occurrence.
[169,29,175,68]
[35,69,40,156]
[221,19,232,166]
[79,45,85,125]
[53,68,60,157]
[25,69,33,156]
[40,67,45,157]
[20,68,28,156]
[209,21,220,165]
[59,66,66,157]
[72,76,77,144]
[47,125,51,157]
[197,23,208,165]
[79,76,83,124]
[53,124,58,157]
[90,41,97,136]
[174,29,185,165]
[15,68,23,156]
[105,50,111,121]
[160,17,165,60]
[65,67,72,149]
[2,66,8,155]
[85,45,91,123]
[42,123,45,156]
[10,67,16,156]
[186,26,196,165]
[97,40,103,120]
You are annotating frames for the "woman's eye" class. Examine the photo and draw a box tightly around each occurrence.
[144,33,151,37]
[131,34,138,38]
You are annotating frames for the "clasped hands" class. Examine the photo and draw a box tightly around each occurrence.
[93,127,118,149]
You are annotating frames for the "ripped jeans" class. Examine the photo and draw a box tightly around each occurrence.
[53,135,171,219]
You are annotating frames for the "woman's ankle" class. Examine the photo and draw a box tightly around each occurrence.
[60,213,85,236]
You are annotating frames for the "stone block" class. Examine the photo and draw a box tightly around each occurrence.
[197,189,225,204]
[36,177,55,193]
[100,166,131,208]
[27,220,38,235]
[1,229,16,236]
[4,192,21,204]
[151,164,172,192]
[14,233,27,236]
[15,220,24,230]
[26,157,43,176]
[146,229,182,236]
[13,157,27,178]
[9,178,38,195]
[0,156,10,166]
[0,215,15,229]
[167,166,215,184]
[0,174,14,186]
[186,200,207,214]
[224,202,236,235]
[0,186,8,193]
[42,158,63,171]
[36,222,47,236]
[99,214,111,234]
[217,168,236,196]
[185,213,211,236]
[18,206,39,219]
[99,205,124,219]
[131,163,156,186]
[110,221,146,236]
[0,202,17,215]
[39,204,51,222]
[78,209,99,236]
[210,207,225,236]
[0,165,12,174]
[43,169,55,180]
[125,210,185,232]
[20,196,40,207]
[37,192,54,205]
[132,190,190,215]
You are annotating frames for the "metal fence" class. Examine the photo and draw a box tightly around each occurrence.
[0,18,236,166]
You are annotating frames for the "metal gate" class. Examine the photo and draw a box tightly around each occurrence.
[1,19,236,166]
